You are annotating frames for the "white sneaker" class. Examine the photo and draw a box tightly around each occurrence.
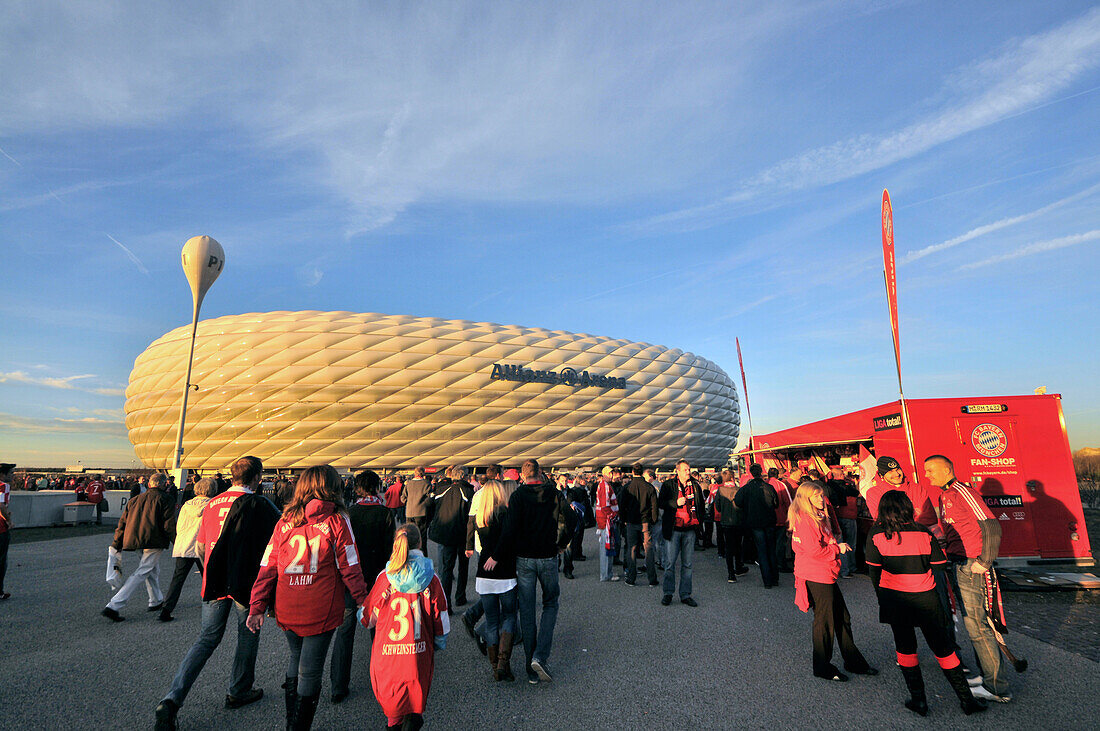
[610,576,621,582]
[971,685,1012,703]
[967,674,984,687]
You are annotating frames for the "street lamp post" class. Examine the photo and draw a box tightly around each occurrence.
[172,236,224,492]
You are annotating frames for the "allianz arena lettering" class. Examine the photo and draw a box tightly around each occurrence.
[124,311,740,469]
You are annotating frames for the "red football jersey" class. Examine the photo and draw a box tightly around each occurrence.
[85,480,105,504]
[197,487,251,597]
[938,480,995,560]
[366,570,449,720]
[250,500,369,636]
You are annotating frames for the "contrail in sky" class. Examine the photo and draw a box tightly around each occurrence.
[105,233,150,276]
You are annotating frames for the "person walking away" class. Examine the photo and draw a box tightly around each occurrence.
[385,477,405,525]
[84,473,107,524]
[159,477,217,622]
[561,487,587,580]
[428,466,475,608]
[330,469,396,704]
[401,467,433,552]
[155,456,280,731]
[735,464,779,588]
[497,458,571,683]
[248,465,372,729]
[620,463,659,586]
[364,524,449,730]
[593,466,619,582]
[643,469,665,570]
[571,475,589,561]
[0,463,14,600]
[789,481,876,682]
[865,490,986,716]
[825,466,860,578]
[658,460,705,607]
[102,472,175,621]
[773,467,797,572]
[714,469,749,582]
[466,479,518,681]
[925,455,1011,704]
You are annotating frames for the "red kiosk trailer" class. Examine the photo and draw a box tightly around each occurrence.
[743,393,1092,566]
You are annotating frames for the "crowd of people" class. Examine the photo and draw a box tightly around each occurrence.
[0,449,1018,728]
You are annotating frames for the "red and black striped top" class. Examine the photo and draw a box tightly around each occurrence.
[865,523,947,594]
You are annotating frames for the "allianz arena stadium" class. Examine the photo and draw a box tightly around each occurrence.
[124,311,740,470]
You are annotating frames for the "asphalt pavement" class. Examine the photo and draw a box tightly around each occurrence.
[2,529,1096,730]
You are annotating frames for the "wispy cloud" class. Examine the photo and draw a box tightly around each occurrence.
[642,6,1100,229]
[0,370,125,396]
[0,411,127,436]
[958,229,1100,270]
[105,233,150,276]
[902,181,1100,263]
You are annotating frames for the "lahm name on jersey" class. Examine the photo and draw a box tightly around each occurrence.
[288,574,316,586]
[381,640,427,656]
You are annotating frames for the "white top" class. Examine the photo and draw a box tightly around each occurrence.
[475,577,517,595]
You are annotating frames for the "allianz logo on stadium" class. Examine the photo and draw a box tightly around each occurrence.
[489,363,628,390]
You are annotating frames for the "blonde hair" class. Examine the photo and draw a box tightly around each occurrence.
[283,465,346,527]
[474,479,513,528]
[387,523,421,574]
[788,481,827,530]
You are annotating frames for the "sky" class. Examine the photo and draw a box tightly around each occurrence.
[2,1,1099,468]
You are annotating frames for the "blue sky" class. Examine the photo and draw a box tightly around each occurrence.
[2,1,1099,467]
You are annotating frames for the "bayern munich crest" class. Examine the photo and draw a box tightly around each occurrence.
[971,423,1008,457]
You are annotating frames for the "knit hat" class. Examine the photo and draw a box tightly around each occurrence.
[876,456,900,475]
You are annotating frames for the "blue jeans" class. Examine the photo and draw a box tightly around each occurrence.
[662,530,695,599]
[481,588,517,646]
[164,598,260,706]
[951,560,1008,695]
[285,629,335,697]
[838,518,857,577]
[330,590,358,696]
[437,543,469,605]
[752,527,778,587]
[516,556,560,666]
[596,528,614,580]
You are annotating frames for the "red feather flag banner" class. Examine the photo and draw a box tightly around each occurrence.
[736,337,754,463]
[881,190,919,484]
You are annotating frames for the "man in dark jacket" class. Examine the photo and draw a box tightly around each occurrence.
[155,456,279,731]
[735,463,779,588]
[401,466,433,551]
[330,468,396,703]
[658,460,706,607]
[498,458,571,684]
[620,463,659,586]
[102,472,176,621]
[428,466,475,607]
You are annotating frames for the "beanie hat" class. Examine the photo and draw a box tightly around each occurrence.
[877,456,900,475]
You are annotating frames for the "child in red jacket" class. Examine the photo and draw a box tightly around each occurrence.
[363,523,449,730]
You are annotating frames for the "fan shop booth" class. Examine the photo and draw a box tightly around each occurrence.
[742,394,1092,566]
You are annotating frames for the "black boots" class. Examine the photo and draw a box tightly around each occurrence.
[900,666,928,716]
[943,666,988,715]
[282,677,298,730]
[293,694,320,730]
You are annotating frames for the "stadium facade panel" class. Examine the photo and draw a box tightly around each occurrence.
[125,311,740,469]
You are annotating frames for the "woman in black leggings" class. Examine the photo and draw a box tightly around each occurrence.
[866,490,986,716]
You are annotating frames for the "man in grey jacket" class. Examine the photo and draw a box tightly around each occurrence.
[102,472,176,621]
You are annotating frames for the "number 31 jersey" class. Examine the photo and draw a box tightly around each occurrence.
[250,499,369,636]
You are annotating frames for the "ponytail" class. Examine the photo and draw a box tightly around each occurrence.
[387,523,420,574]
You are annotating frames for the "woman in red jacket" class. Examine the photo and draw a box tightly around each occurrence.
[789,481,876,682]
[866,490,986,716]
[248,465,371,730]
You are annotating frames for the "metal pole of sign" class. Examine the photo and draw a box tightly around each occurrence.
[735,337,755,465]
[172,236,225,489]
